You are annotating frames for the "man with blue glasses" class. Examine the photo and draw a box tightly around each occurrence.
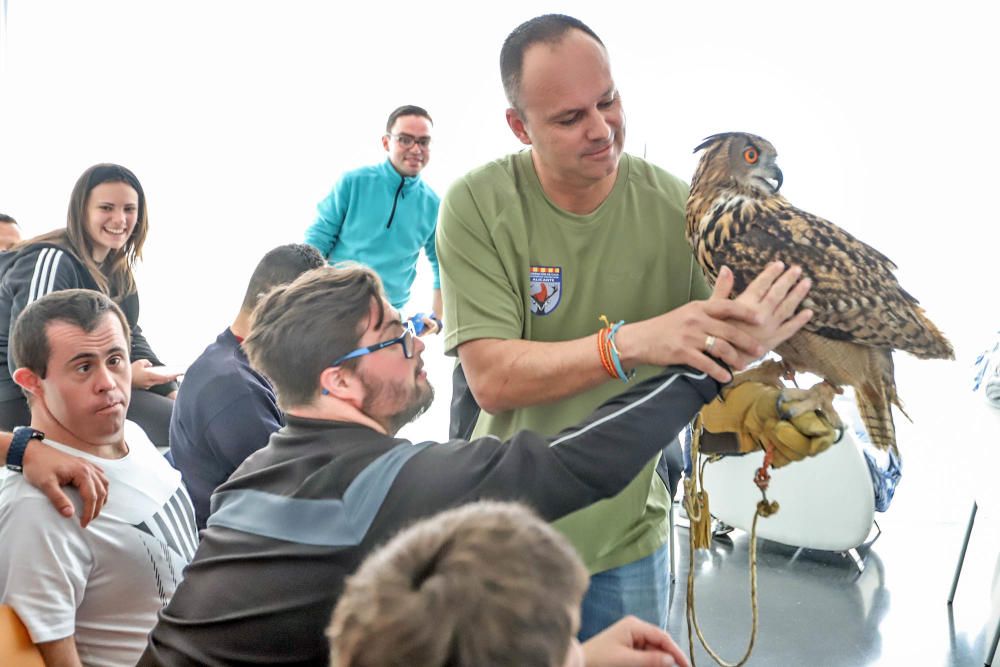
[140,263,809,666]
[304,105,443,324]
[328,318,417,365]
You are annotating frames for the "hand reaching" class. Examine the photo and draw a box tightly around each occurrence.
[132,359,182,390]
[615,262,811,384]
[582,616,689,667]
[723,262,813,354]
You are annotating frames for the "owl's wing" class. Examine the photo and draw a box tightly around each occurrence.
[715,200,952,358]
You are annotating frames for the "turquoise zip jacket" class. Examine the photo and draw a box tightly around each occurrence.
[304,159,440,309]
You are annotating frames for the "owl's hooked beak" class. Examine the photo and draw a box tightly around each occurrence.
[763,165,783,193]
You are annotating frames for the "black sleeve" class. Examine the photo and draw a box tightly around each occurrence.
[121,291,178,396]
[5,248,82,378]
[391,366,721,523]
[129,322,164,365]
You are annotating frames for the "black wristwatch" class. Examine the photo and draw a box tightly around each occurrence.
[6,426,46,474]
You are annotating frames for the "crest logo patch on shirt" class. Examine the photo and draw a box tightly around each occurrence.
[529,266,562,316]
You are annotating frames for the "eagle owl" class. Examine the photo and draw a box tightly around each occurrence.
[686,132,953,455]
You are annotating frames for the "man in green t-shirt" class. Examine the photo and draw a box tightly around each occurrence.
[436,14,812,639]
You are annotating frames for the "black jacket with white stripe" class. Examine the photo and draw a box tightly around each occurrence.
[140,366,721,667]
[0,242,175,401]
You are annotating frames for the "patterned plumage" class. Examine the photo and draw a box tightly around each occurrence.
[686,132,953,455]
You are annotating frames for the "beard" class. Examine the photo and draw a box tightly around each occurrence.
[360,369,434,434]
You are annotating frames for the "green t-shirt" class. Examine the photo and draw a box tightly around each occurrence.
[437,150,711,573]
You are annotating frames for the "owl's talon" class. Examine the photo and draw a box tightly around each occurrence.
[774,384,844,434]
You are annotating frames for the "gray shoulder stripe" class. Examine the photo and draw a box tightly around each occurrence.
[207,441,432,547]
[167,493,198,557]
[549,371,707,448]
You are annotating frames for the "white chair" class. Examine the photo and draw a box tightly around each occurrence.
[701,426,876,560]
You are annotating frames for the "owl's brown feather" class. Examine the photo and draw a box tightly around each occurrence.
[686,132,953,454]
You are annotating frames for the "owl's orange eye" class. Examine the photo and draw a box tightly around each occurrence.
[743,147,759,164]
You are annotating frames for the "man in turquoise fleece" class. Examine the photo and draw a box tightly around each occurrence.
[305,105,442,318]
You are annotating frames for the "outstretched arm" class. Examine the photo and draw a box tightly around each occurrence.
[459,262,811,413]
[399,365,722,524]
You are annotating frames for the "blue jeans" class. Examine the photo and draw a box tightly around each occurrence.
[578,542,670,641]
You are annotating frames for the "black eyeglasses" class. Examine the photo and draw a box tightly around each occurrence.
[388,133,432,148]
[330,320,416,367]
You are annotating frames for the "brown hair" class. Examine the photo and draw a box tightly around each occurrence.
[23,163,148,298]
[328,501,589,667]
[12,289,130,378]
[500,14,604,110]
[243,264,385,409]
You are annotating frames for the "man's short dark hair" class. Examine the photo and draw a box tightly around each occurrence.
[12,289,130,378]
[0,213,17,225]
[500,14,604,110]
[385,105,433,133]
[244,265,385,409]
[241,244,326,312]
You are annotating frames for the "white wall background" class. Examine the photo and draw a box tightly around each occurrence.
[0,0,997,444]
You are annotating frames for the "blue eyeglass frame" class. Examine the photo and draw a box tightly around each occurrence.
[330,320,416,367]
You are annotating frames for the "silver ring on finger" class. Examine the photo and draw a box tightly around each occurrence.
[704,335,717,354]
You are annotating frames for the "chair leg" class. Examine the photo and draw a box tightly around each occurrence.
[987,611,1000,666]
[668,498,676,583]
[845,547,865,574]
[948,501,978,605]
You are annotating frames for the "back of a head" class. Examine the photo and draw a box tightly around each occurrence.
[328,501,589,667]
[0,214,21,250]
[499,14,604,109]
[243,264,385,410]
[241,243,325,312]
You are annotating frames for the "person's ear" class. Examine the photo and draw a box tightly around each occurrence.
[382,134,391,153]
[13,367,42,398]
[506,108,531,145]
[319,365,363,404]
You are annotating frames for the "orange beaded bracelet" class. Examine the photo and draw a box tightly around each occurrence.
[597,327,617,378]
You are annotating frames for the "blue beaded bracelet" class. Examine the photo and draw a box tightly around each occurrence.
[606,319,635,383]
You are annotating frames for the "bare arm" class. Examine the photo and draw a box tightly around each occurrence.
[37,636,83,667]
[458,334,608,413]
[431,288,443,322]
[0,432,109,527]
[460,262,811,413]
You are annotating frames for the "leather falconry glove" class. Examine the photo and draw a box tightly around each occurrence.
[698,381,839,468]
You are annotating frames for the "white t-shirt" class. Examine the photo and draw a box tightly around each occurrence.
[0,420,198,667]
